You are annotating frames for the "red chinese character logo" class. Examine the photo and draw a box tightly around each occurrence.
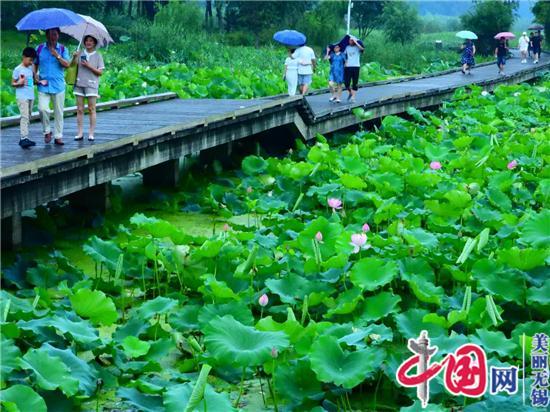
[396,330,488,408]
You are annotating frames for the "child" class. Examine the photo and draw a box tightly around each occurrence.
[495,37,508,75]
[284,48,298,96]
[73,35,105,141]
[325,44,345,103]
[12,47,37,149]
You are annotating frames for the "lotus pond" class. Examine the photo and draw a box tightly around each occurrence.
[1,79,549,411]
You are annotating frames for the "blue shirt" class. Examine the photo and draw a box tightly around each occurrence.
[12,64,35,100]
[35,43,69,94]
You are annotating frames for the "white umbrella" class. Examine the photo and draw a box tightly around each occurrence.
[60,14,114,49]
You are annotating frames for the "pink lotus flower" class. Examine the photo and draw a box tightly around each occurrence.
[259,294,269,307]
[350,233,370,254]
[507,160,518,170]
[271,347,279,358]
[327,198,342,212]
[362,223,370,233]
[430,161,442,170]
[315,231,323,242]
[223,223,231,231]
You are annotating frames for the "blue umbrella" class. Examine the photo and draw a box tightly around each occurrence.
[273,30,306,47]
[16,8,85,31]
[328,34,364,53]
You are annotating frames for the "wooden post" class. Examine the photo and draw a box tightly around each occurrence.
[1,212,22,250]
[142,159,180,187]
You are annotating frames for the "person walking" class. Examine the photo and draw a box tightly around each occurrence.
[73,35,105,141]
[531,31,543,64]
[35,28,70,145]
[284,48,299,96]
[528,32,534,58]
[518,32,530,63]
[11,47,37,148]
[495,37,508,75]
[292,43,316,95]
[324,44,345,103]
[460,39,476,75]
[344,36,364,103]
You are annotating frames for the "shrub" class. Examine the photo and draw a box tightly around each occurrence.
[382,1,420,45]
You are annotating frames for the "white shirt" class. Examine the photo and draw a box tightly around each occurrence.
[345,45,361,67]
[285,56,299,72]
[518,36,529,51]
[292,46,316,75]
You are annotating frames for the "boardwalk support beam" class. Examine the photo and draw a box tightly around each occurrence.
[66,182,111,212]
[1,212,22,249]
[142,159,181,187]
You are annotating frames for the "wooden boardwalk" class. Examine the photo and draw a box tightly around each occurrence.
[1,50,549,227]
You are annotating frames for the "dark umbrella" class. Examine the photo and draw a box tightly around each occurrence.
[328,34,364,53]
[16,8,85,31]
[528,23,544,31]
[273,30,306,47]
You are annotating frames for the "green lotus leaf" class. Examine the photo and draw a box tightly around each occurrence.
[122,336,151,358]
[350,258,398,291]
[83,235,122,272]
[117,387,164,412]
[401,400,448,411]
[359,292,402,322]
[325,287,363,317]
[129,213,188,242]
[17,313,100,345]
[309,335,385,389]
[204,315,289,367]
[394,309,445,339]
[17,348,79,396]
[163,382,235,412]
[135,296,178,319]
[339,323,394,347]
[266,273,330,305]
[0,385,47,412]
[526,279,550,307]
[242,156,267,176]
[199,274,240,300]
[498,247,548,271]
[472,259,524,304]
[296,216,343,258]
[519,210,550,248]
[198,302,254,327]
[275,359,323,404]
[470,329,517,358]
[70,288,118,326]
[403,228,439,250]
[42,343,98,396]
[1,339,21,379]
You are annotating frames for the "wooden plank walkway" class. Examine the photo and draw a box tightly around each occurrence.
[1,50,548,222]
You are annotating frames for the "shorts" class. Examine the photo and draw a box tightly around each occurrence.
[533,46,541,55]
[497,56,506,66]
[73,86,99,97]
[344,66,360,91]
[298,74,312,85]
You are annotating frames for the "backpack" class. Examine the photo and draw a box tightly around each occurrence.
[35,43,66,65]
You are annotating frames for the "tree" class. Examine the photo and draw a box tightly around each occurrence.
[532,0,550,37]
[460,0,516,55]
[205,0,213,28]
[382,1,420,45]
[352,1,386,39]
[296,1,348,47]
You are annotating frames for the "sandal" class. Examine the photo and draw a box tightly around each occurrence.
[88,135,95,141]
[54,138,64,146]
[74,135,84,141]
[44,132,52,143]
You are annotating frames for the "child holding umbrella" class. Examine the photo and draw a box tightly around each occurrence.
[324,44,345,103]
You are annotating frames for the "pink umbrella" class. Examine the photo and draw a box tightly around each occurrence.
[494,32,515,39]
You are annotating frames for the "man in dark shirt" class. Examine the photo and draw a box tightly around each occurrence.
[531,31,543,64]
[495,37,508,75]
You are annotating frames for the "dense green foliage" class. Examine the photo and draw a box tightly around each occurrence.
[532,0,550,37]
[460,0,516,55]
[1,79,549,410]
[382,1,421,45]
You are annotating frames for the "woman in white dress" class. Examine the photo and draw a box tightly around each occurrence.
[518,32,530,63]
[284,48,298,96]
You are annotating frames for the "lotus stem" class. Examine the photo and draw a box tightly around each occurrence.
[257,367,267,408]
[235,366,246,407]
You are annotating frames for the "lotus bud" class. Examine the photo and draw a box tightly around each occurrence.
[315,231,323,242]
[259,294,269,307]
[507,160,518,170]
[430,161,442,170]
[362,223,370,233]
